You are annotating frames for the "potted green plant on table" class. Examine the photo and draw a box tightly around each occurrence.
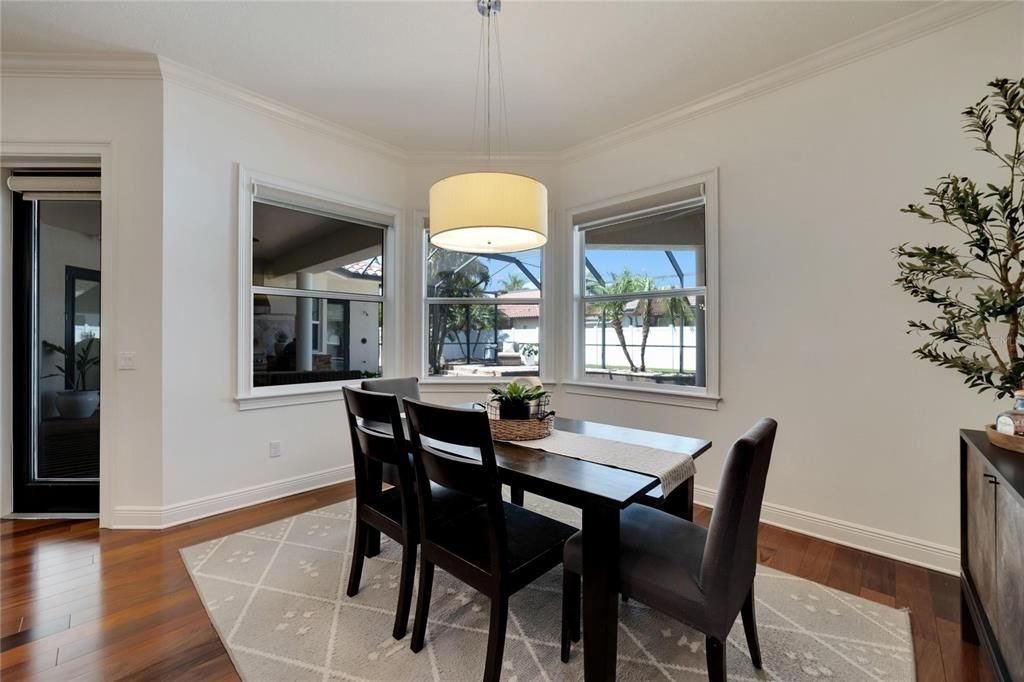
[486,380,553,441]
[42,337,100,419]
[894,78,1023,448]
[490,381,547,420]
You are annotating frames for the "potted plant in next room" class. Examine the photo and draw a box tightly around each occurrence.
[42,337,100,419]
[894,78,1024,451]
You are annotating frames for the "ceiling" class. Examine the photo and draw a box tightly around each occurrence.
[2,1,941,152]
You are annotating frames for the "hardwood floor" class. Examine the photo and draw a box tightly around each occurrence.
[1,483,992,681]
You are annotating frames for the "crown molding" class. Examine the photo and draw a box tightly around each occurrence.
[405,151,562,167]
[0,51,161,79]
[156,57,408,162]
[0,2,1006,166]
[560,1,1009,163]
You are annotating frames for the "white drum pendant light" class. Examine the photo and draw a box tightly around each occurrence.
[429,0,548,254]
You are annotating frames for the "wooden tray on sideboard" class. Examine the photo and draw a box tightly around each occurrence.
[984,424,1024,454]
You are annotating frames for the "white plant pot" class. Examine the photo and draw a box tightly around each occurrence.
[55,390,99,419]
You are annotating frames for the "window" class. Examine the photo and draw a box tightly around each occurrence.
[573,175,718,396]
[239,171,393,402]
[424,224,542,378]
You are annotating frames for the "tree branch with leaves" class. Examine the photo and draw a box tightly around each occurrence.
[895,78,1024,397]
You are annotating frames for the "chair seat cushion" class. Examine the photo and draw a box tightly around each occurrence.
[431,502,578,580]
[564,503,708,623]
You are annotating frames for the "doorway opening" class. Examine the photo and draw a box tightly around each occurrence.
[10,171,101,514]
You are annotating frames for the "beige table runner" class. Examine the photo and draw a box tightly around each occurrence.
[509,428,695,497]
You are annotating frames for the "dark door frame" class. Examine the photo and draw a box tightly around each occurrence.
[12,192,100,513]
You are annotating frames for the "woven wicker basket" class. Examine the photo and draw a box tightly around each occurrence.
[489,413,554,441]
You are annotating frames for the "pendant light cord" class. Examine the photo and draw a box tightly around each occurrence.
[471,1,510,165]
[486,8,492,163]
[494,13,511,158]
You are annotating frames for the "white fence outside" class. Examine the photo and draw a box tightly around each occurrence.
[585,325,697,372]
[437,324,696,372]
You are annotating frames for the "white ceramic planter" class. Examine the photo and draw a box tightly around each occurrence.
[55,390,99,419]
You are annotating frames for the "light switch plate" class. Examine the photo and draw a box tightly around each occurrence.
[117,351,137,370]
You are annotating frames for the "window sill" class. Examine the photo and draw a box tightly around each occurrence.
[236,382,360,411]
[561,380,721,410]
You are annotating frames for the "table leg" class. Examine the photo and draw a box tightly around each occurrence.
[662,478,694,522]
[582,504,619,681]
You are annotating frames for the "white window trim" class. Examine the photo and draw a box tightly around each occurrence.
[236,166,401,410]
[416,210,556,386]
[567,169,721,408]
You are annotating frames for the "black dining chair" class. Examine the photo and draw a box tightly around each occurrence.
[342,386,477,640]
[560,418,778,682]
[359,376,422,512]
[403,399,578,682]
[363,375,527,507]
[361,376,421,402]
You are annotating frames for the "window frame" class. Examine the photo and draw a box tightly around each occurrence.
[568,169,720,406]
[418,218,547,384]
[236,167,399,410]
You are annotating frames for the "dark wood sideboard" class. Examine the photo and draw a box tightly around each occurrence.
[961,430,1024,682]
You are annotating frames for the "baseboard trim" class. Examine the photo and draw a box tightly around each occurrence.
[694,485,959,575]
[110,465,353,530]
[107,469,959,573]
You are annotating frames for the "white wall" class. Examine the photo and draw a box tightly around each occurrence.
[159,69,406,513]
[1,76,165,522]
[556,4,1024,567]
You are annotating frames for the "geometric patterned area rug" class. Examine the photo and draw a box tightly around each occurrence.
[181,495,916,681]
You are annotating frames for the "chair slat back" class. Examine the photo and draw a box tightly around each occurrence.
[343,387,416,526]
[403,399,507,571]
[700,418,778,611]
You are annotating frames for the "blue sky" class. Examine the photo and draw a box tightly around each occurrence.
[586,248,700,289]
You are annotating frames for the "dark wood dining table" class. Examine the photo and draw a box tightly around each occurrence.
[369,406,711,681]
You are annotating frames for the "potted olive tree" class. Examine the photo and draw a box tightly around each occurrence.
[42,337,100,419]
[895,79,1023,410]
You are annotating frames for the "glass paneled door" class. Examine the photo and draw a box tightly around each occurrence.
[13,194,101,513]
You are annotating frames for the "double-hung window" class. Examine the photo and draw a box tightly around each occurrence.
[239,171,393,402]
[423,225,542,378]
[573,174,718,398]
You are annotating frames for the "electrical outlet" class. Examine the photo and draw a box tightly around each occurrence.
[117,351,137,370]
[269,440,282,458]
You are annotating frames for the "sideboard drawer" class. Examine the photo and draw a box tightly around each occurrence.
[967,445,1000,634]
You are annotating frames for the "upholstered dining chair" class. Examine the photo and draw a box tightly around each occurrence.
[560,418,778,682]
[361,376,421,402]
[403,399,578,682]
[342,387,477,640]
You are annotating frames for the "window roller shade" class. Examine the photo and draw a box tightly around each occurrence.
[7,175,101,200]
[252,182,391,230]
